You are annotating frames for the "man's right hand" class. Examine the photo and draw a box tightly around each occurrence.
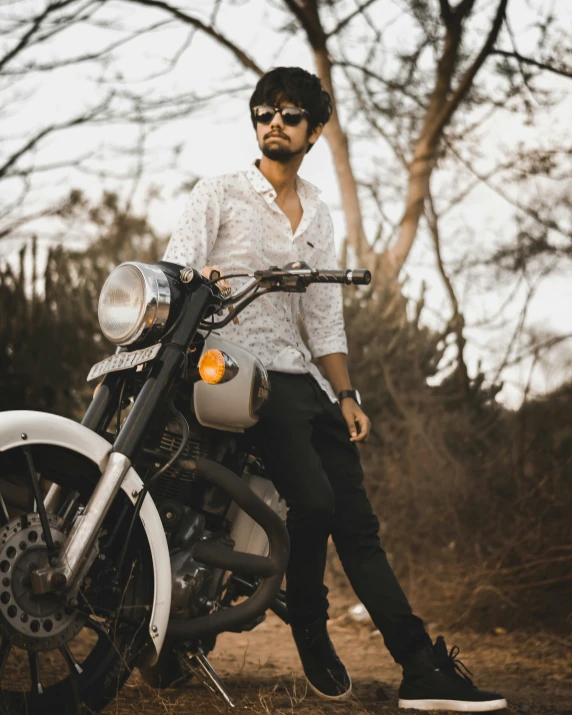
[201,265,239,323]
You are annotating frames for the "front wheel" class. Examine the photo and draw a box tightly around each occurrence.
[0,444,154,715]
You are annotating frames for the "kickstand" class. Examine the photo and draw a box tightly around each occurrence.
[179,646,236,708]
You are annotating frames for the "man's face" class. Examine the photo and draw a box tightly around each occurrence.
[255,101,322,162]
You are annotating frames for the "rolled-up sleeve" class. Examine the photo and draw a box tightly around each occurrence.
[300,211,348,359]
[162,177,222,268]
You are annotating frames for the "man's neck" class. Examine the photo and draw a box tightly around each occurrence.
[258,156,302,199]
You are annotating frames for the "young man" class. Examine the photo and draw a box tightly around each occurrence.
[163,67,507,712]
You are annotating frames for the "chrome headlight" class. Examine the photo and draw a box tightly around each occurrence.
[98,262,171,345]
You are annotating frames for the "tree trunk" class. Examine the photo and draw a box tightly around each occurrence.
[381,0,509,279]
[314,50,369,267]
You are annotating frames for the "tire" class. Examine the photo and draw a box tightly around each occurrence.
[0,444,154,715]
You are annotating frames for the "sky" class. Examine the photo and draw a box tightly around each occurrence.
[1,0,571,408]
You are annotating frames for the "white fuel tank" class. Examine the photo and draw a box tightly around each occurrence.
[193,334,270,433]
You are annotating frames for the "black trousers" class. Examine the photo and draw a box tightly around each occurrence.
[249,371,431,664]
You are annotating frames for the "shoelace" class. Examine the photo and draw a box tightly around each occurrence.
[442,644,475,686]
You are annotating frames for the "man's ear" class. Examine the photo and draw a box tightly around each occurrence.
[308,123,324,148]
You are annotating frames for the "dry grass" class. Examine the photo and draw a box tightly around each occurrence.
[96,606,572,715]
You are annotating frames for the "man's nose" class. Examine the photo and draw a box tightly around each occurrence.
[269,110,285,129]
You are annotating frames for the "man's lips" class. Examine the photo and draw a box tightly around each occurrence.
[264,133,288,141]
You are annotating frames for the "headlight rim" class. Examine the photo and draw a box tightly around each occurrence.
[98,262,171,346]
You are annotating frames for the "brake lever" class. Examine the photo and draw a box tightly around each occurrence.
[254,267,316,292]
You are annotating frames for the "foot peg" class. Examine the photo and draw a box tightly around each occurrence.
[180,646,236,708]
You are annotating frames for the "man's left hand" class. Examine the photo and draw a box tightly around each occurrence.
[340,399,371,443]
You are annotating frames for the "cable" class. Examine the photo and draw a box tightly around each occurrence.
[116,376,127,436]
[115,401,190,575]
[204,272,251,287]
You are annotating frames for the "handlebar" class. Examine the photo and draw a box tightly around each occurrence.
[194,265,372,330]
[309,269,371,285]
[253,266,371,287]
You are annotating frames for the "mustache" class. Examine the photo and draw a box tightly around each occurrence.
[264,131,289,141]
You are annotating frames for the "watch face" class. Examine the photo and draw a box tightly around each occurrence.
[339,389,361,406]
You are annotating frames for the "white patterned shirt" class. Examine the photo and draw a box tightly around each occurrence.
[162,162,348,401]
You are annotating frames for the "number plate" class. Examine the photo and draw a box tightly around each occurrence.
[87,344,161,382]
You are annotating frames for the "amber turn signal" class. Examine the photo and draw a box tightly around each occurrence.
[198,349,226,384]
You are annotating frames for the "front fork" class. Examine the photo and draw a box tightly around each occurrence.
[30,283,212,596]
[31,453,132,594]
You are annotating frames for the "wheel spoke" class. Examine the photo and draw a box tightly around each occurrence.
[84,616,110,639]
[22,447,56,555]
[60,644,83,675]
[28,652,43,695]
[60,645,82,709]
[0,492,9,527]
[0,638,11,681]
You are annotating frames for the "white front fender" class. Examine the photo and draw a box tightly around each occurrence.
[0,410,171,666]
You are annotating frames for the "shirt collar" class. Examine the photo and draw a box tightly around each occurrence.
[246,161,321,206]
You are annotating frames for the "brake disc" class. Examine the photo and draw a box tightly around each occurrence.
[0,513,86,652]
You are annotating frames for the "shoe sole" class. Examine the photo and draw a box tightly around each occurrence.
[398,698,507,712]
[306,674,353,702]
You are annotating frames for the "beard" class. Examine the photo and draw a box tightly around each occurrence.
[261,138,305,163]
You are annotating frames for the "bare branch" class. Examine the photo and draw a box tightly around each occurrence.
[456,0,477,19]
[326,0,380,39]
[124,0,263,75]
[491,49,572,81]
[0,0,105,72]
[2,20,172,76]
[0,0,78,72]
[425,188,470,396]
[428,0,509,142]
[281,0,309,31]
[439,0,453,25]
[501,333,572,371]
[504,16,536,100]
[0,100,111,180]
[334,60,428,110]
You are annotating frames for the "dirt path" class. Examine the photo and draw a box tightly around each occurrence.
[106,604,572,715]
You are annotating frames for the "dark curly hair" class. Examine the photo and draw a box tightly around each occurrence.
[249,67,332,152]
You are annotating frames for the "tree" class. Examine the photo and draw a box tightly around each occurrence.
[0,189,166,417]
[2,0,571,403]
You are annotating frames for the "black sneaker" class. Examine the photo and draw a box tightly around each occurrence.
[292,618,352,701]
[398,637,507,712]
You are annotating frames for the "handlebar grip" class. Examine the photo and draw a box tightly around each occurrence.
[349,269,371,285]
[313,269,371,285]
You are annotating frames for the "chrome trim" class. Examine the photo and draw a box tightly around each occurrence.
[99,262,171,346]
[31,453,132,594]
[225,277,259,304]
[219,351,239,383]
[44,483,64,512]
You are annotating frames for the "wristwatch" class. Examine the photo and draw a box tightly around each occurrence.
[337,389,362,406]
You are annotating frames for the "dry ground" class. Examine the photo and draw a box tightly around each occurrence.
[103,599,572,715]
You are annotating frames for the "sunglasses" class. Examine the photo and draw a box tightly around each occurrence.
[252,105,309,127]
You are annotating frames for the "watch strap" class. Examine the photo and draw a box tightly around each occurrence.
[338,389,360,405]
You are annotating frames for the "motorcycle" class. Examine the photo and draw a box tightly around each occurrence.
[0,259,370,713]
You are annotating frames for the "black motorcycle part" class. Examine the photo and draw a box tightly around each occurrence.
[139,634,217,690]
[193,540,278,578]
[166,457,289,641]
[82,369,126,434]
[111,285,212,460]
[224,575,290,625]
